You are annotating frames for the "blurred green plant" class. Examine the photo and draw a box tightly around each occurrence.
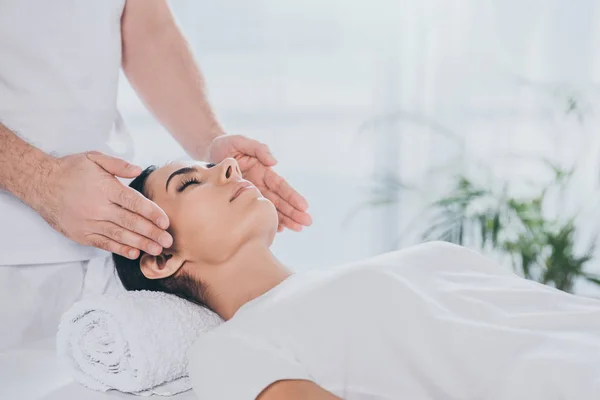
[422,164,600,293]
[358,90,600,293]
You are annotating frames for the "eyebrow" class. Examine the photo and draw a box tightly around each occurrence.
[164,163,216,192]
[165,166,198,192]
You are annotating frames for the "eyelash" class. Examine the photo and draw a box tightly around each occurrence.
[177,177,202,192]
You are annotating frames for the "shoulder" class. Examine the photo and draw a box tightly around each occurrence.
[326,241,511,282]
[347,241,493,269]
[369,241,467,263]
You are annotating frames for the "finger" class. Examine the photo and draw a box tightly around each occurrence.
[85,233,140,260]
[108,184,170,230]
[277,211,303,232]
[263,168,309,211]
[97,220,164,256]
[105,204,173,248]
[277,224,285,233]
[264,189,312,227]
[230,136,277,166]
[87,151,142,178]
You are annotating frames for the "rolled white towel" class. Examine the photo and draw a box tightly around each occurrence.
[57,290,223,396]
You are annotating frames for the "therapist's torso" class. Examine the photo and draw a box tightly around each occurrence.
[0,0,132,265]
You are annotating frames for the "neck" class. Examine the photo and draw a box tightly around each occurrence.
[199,241,292,320]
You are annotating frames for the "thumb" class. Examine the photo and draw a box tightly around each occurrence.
[86,152,142,178]
[232,136,277,166]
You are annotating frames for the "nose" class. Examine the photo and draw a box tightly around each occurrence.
[217,158,242,184]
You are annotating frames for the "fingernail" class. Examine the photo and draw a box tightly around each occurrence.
[159,233,173,248]
[149,243,162,255]
[128,249,139,259]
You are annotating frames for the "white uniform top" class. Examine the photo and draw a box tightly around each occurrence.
[188,242,600,400]
[0,0,132,265]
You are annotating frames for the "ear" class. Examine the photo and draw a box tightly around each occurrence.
[140,252,185,280]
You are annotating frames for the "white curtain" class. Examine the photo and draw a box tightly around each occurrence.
[118,0,600,291]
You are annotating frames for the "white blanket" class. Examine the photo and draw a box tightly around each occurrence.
[56,291,222,396]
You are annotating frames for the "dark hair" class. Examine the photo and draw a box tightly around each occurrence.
[112,166,208,308]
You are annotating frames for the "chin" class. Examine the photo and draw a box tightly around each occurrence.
[244,197,278,242]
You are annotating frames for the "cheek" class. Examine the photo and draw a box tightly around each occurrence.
[173,195,278,263]
[183,202,226,237]
[177,199,238,258]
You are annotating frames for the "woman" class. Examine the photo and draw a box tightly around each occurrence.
[113,159,600,400]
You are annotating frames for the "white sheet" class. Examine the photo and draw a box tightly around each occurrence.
[0,338,198,400]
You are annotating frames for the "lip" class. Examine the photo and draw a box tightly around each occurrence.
[230,182,256,202]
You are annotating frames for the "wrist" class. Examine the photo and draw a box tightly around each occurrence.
[194,126,225,161]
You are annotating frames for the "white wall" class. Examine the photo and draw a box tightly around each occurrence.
[118,1,600,293]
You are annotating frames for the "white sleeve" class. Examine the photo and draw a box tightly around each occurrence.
[187,331,312,400]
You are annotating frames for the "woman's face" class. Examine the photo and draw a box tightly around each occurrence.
[143,158,278,266]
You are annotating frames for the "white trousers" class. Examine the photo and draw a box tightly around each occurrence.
[0,256,124,352]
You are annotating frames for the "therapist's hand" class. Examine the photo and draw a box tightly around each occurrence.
[207,135,312,232]
[34,152,173,259]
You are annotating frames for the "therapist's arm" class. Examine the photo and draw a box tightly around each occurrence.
[0,124,55,204]
[120,0,313,232]
[121,0,223,160]
[258,380,342,400]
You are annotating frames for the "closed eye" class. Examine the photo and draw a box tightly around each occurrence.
[177,177,201,192]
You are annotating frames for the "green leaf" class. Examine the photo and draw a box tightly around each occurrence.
[584,276,600,287]
[478,215,488,247]
[492,212,501,246]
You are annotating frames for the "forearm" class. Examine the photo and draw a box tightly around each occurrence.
[121,0,224,160]
[258,380,342,400]
[0,124,56,209]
